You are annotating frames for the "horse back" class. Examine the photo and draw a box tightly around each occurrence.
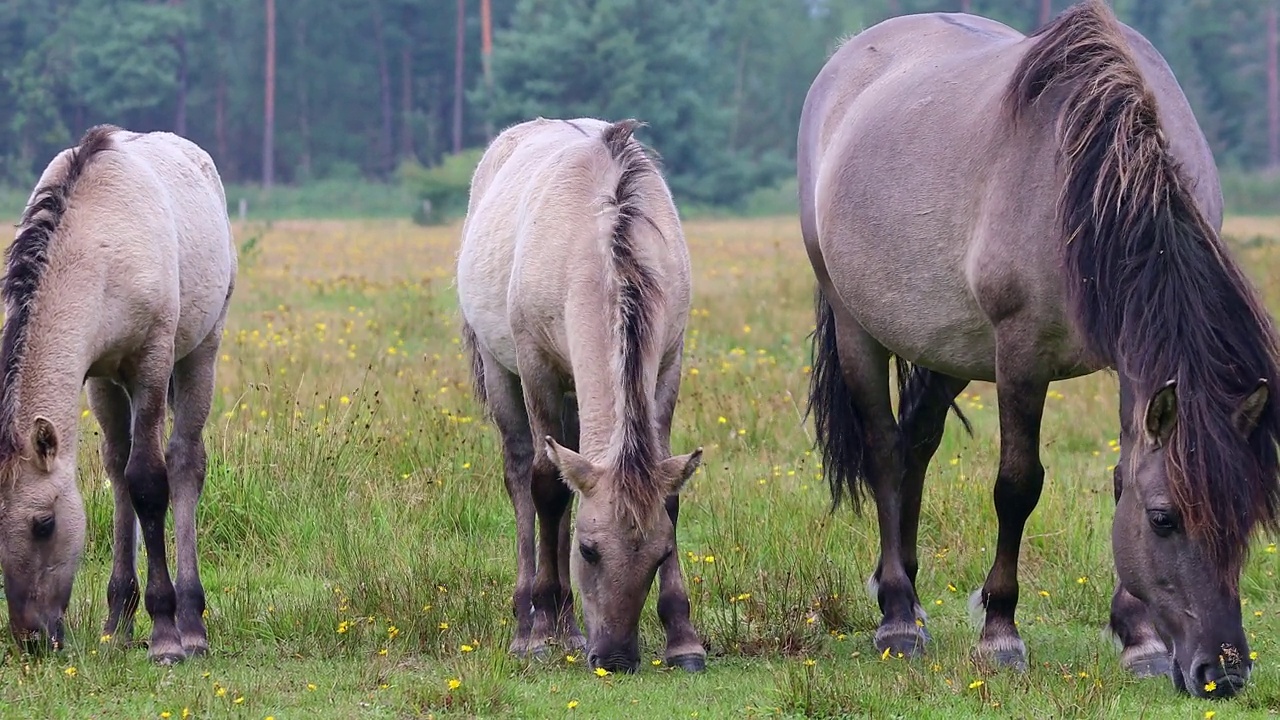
[59,129,235,364]
[458,119,688,378]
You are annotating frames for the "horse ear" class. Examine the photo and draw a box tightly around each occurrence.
[660,447,703,495]
[1234,379,1269,438]
[30,416,58,471]
[1144,381,1177,447]
[544,436,597,496]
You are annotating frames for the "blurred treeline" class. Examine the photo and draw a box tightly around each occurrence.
[1,0,1276,215]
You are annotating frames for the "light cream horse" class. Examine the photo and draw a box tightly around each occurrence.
[0,125,236,663]
[457,118,705,673]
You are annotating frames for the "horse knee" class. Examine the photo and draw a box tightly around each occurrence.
[125,460,170,520]
[993,458,1044,520]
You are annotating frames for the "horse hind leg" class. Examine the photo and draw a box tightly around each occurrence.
[652,345,705,672]
[811,287,924,656]
[124,341,185,664]
[167,324,224,656]
[478,348,539,657]
[894,360,969,622]
[88,378,141,648]
[970,332,1049,671]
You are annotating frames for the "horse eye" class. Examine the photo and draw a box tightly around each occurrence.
[579,543,600,564]
[1147,509,1177,536]
[31,515,55,541]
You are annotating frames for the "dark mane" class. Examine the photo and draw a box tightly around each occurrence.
[600,119,665,524]
[0,124,118,463]
[1005,0,1280,572]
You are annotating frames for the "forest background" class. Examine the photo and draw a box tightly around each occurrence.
[2,0,1278,220]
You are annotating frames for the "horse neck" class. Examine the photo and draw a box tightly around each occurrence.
[11,275,98,462]
[564,305,659,470]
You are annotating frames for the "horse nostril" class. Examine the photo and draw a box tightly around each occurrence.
[1194,661,1247,698]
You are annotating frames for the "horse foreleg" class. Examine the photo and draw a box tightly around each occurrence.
[972,344,1048,671]
[1107,465,1171,677]
[652,345,705,671]
[88,378,140,648]
[125,347,185,664]
[481,355,537,657]
[167,328,222,656]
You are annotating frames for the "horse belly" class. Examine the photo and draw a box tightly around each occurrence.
[827,249,999,381]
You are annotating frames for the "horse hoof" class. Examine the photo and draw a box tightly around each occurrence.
[875,623,928,659]
[1125,654,1172,679]
[974,638,1028,671]
[666,653,706,673]
[182,641,209,658]
[149,649,187,666]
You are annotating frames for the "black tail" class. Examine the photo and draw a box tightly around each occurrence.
[808,287,973,512]
[895,357,973,450]
[808,286,869,511]
[461,320,487,410]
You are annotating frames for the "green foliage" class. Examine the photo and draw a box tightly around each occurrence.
[397,149,483,225]
[0,0,1277,214]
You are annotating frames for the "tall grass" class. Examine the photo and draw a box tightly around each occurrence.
[0,216,1275,717]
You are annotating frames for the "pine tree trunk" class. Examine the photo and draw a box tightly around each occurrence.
[263,0,277,189]
[1268,0,1279,170]
[172,0,187,135]
[373,1,395,177]
[453,0,466,154]
[1039,0,1052,26]
[960,0,972,12]
[401,46,415,160]
[481,0,493,140]
[295,9,312,180]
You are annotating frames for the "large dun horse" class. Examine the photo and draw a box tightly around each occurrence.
[799,0,1278,698]
[457,118,705,673]
[0,125,236,663]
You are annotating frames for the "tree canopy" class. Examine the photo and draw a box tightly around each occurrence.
[0,0,1276,208]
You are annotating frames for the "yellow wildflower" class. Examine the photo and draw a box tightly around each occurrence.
[461,644,474,653]
[64,667,77,677]
[447,678,461,690]
[568,700,579,709]
[594,667,610,677]
[969,680,984,689]
[1204,680,1217,693]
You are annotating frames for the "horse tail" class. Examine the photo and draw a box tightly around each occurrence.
[808,286,869,511]
[460,320,487,411]
[599,119,664,518]
[895,358,973,450]
[0,124,118,461]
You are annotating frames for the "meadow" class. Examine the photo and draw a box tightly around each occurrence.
[0,214,1277,719]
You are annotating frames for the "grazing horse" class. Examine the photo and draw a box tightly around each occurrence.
[799,0,1278,698]
[0,125,236,663]
[457,117,705,674]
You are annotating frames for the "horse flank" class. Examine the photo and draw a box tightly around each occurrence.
[0,124,119,466]
[1006,0,1280,571]
[599,120,666,524]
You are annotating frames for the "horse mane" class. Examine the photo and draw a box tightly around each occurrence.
[1005,0,1280,573]
[599,119,665,525]
[0,124,118,464]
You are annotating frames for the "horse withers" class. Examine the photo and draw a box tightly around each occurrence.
[457,118,705,673]
[799,0,1277,698]
[0,125,236,663]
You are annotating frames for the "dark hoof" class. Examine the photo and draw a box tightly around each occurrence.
[1125,653,1172,679]
[666,653,706,672]
[149,650,187,666]
[182,642,209,658]
[974,640,1028,672]
[875,626,928,659]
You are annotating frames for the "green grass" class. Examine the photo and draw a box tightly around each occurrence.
[0,216,1278,718]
